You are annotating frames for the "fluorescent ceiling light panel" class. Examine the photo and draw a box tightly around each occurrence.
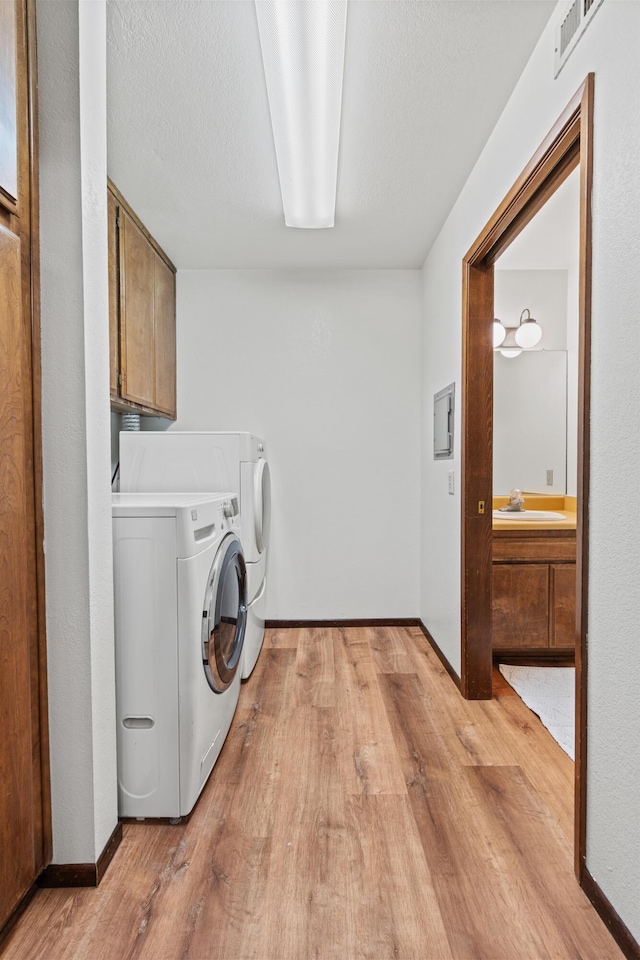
[255,0,348,229]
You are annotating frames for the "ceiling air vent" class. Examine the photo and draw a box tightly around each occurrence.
[554,0,605,77]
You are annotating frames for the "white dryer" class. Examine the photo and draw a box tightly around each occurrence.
[112,493,246,819]
[119,432,270,679]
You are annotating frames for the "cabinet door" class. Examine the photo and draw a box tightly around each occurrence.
[492,563,549,648]
[0,224,36,924]
[550,563,576,648]
[153,252,176,417]
[119,209,155,408]
[108,190,119,396]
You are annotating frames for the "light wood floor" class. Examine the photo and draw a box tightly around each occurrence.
[2,627,621,960]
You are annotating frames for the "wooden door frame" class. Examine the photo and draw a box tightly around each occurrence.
[460,74,594,878]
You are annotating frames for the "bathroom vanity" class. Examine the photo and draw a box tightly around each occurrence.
[492,497,577,662]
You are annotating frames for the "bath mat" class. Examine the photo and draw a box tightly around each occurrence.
[498,664,575,760]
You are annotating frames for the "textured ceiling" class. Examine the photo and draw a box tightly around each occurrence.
[107,0,555,270]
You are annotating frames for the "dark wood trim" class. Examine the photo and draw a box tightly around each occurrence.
[460,259,494,700]
[107,178,176,273]
[418,621,461,691]
[493,651,575,667]
[37,822,123,889]
[25,0,52,874]
[581,868,640,960]
[265,618,420,629]
[463,80,585,264]
[460,75,594,878]
[0,882,38,948]
[574,72,594,882]
[96,821,123,884]
[37,863,97,889]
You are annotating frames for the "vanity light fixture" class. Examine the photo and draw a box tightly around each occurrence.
[255,0,348,229]
[514,308,543,348]
[494,308,543,357]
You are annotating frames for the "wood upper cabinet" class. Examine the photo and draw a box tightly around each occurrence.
[108,182,176,419]
[492,531,576,658]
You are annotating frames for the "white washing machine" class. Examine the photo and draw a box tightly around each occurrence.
[112,493,246,819]
[119,432,270,679]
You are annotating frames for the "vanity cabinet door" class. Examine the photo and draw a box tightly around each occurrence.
[550,564,576,648]
[492,563,549,648]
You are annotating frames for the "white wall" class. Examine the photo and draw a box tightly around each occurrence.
[420,0,640,938]
[38,0,118,864]
[494,269,568,350]
[171,270,422,619]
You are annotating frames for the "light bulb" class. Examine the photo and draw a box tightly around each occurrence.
[515,321,542,348]
[493,320,506,348]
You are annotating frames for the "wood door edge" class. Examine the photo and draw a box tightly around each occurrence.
[25,0,51,870]
[574,70,594,882]
[0,882,38,948]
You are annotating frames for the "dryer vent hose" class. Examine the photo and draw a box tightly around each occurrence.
[121,413,141,431]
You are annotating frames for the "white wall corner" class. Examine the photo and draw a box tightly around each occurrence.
[37,0,117,865]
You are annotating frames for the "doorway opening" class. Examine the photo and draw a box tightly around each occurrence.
[460,75,593,878]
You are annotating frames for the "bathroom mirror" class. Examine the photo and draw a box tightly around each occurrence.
[492,169,580,497]
[493,350,567,494]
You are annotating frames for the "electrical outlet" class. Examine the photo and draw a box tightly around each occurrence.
[546,469,553,486]
[448,470,455,495]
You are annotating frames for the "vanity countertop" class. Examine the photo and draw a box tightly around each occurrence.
[492,494,577,531]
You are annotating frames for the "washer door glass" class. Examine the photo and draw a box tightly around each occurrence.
[254,458,271,554]
[202,534,247,693]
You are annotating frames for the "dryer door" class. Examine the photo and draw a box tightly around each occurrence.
[202,533,247,692]
[254,458,271,555]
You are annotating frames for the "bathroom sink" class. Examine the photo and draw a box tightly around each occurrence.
[493,510,566,521]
